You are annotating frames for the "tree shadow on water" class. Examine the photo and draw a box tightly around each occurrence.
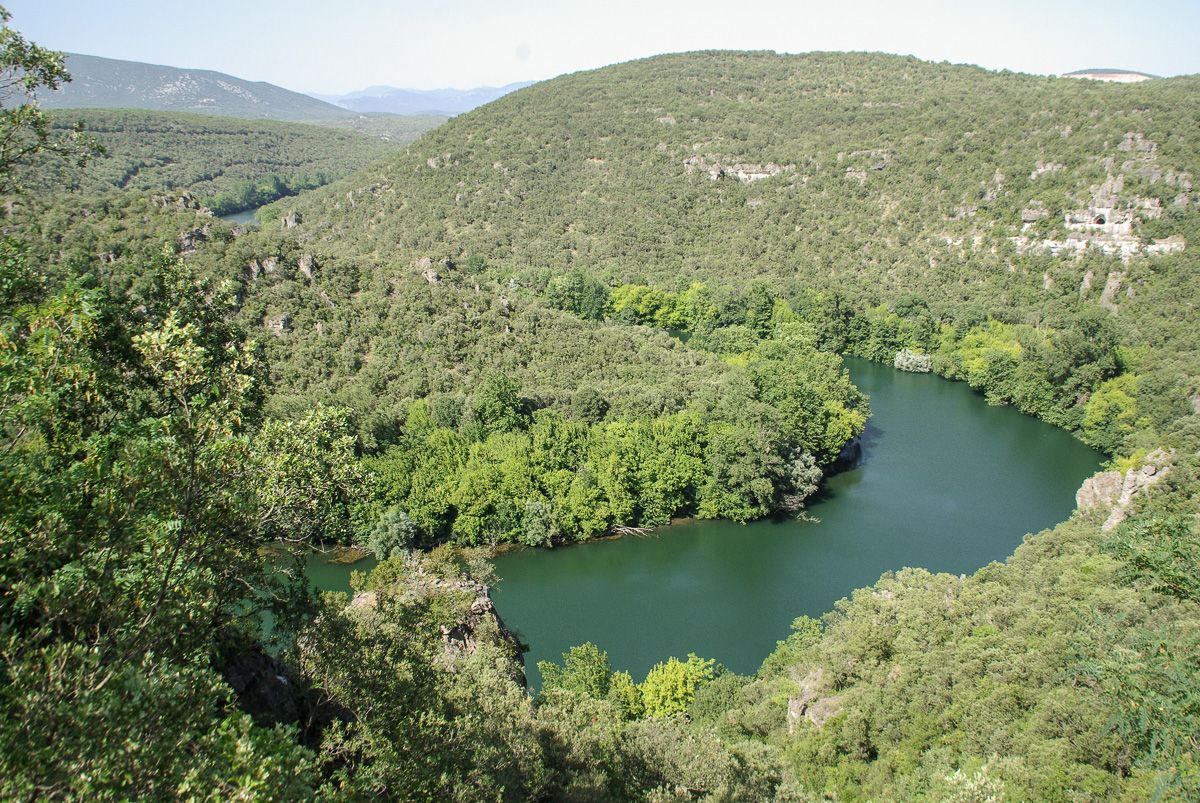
[804,423,884,508]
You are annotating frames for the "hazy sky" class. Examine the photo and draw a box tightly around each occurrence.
[8,0,1200,94]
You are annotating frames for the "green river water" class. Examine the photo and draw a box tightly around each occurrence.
[305,356,1102,687]
[218,207,262,225]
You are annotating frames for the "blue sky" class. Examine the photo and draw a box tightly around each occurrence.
[8,0,1200,94]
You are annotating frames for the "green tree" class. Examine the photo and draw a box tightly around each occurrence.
[641,654,715,717]
[252,405,371,545]
[368,506,420,558]
[464,372,528,439]
[538,642,614,699]
[0,6,97,192]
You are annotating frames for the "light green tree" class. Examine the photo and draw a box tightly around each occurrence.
[640,654,715,717]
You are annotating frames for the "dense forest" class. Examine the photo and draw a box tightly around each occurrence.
[31,109,441,214]
[3,6,1200,800]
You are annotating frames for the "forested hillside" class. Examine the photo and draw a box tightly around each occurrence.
[36,109,410,214]
[202,50,1200,798]
[6,15,1200,800]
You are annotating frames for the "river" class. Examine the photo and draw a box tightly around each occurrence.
[306,356,1102,686]
[218,207,263,225]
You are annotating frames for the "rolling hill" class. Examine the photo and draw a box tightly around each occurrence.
[196,52,1199,796]
[16,47,1200,800]
[38,108,401,214]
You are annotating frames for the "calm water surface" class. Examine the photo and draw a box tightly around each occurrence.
[218,207,262,225]
[309,357,1102,686]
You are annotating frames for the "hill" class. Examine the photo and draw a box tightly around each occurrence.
[36,109,402,214]
[204,51,1200,797]
[318,81,535,115]
[38,52,358,121]
[12,46,1200,799]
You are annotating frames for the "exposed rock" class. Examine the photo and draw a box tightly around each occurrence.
[298,253,317,281]
[787,668,842,732]
[1029,161,1064,180]
[1021,202,1049,225]
[1100,271,1125,311]
[220,646,301,727]
[1146,235,1186,256]
[264,313,291,336]
[282,210,302,229]
[152,191,209,213]
[684,154,792,183]
[1076,449,1173,530]
[177,224,210,255]
[1079,270,1094,295]
[349,571,526,685]
[1065,70,1154,84]
[422,268,441,284]
[894,349,933,373]
[805,695,844,727]
[1118,132,1156,154]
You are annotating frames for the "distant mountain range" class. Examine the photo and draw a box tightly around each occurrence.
[312,82,534,116]
[39,53,358,122]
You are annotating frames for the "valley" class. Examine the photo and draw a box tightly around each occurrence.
[2,8,1199,800]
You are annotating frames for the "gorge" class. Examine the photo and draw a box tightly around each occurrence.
[306,356,1102,686]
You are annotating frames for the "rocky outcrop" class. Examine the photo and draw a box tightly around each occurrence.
[787,668,843,732]
[282,210,302,229]
[177,223,211,255]
[349,570,526,685]
[152,191,210,214]
[894,349,933,373]
[1100,270,1126,311]
[1029,161,1064,180]
[217,637,348,747]
[1076,449,1173,530]
[1012,135,1187,262]
[264,313,292,336]
[683,154,792,183]
[298,253,317,281]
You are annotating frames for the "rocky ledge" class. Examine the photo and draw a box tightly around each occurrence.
[1076,448,1173,531]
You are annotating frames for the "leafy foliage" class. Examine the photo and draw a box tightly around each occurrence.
[5,11,1200,798]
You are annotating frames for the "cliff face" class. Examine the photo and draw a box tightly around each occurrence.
[1076,449,1173,530]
